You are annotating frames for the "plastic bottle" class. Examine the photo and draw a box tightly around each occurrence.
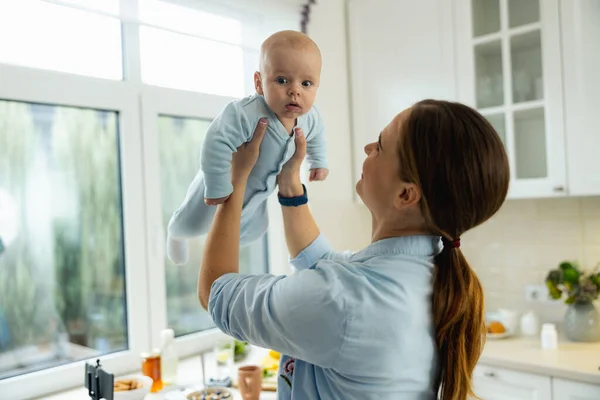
[540,323,558,349]
[160,328,178,384]
[520,311,539,337]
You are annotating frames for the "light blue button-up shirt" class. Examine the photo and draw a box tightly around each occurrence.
[208,233,442,399]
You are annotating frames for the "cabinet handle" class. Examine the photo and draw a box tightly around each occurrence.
[553,186,565,192]
[484,371,496,378]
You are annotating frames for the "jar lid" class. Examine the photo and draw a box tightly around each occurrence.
[541,323,556,331]
[140,350,161,359]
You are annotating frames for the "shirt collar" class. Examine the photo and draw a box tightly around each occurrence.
[350,235,442,261]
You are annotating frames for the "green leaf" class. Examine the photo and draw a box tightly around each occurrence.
[590,273,600,288]
[559,261,575,271]
[547,285,562,300]
[563,267,580,285]
[565,296,577,304]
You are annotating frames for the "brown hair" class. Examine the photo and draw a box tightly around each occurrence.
[397,100,510,400]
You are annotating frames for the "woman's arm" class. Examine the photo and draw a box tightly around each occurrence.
[277,128,321,258]
[198,119,268,310]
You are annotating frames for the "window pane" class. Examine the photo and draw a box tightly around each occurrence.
[0,0,122,80]
[139,0,242,45]
[471,0,500,37]
[511,31,543,103]
[475,40,504,108]
[158,115,267,337]
[508,0,540,28]
[0,100,126,380]
[140,27,245,98]
[514,107,547,179]
[485,113,506,146]
[57,0,120,14]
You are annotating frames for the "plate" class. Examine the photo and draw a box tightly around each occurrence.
[486,332,512,340]
[185,387,233,400]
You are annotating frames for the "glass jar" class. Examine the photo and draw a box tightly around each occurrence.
[141,349,164,392]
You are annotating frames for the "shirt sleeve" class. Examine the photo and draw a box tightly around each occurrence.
[200,101,252,199]
[289,233,355,271]
[305,106,328,170]
[208,264,348,369]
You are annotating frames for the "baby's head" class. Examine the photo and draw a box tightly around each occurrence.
[254,30,322,123]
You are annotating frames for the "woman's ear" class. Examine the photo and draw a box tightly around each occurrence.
[393,182,421,210]
[254,71,264,95]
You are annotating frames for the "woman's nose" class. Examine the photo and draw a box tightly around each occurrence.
[364,143,373,155]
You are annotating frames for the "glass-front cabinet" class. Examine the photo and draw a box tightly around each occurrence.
[455,0,566,198]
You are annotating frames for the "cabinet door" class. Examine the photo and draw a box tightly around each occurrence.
[471,364,552,400]
[346,0,456,202]
[560,0,600,196]
[553,378,600,400]
[454,0,566,199]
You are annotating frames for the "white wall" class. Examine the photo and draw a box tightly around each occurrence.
[303,2,600,330]
[306,0,372,251]
[266,0,371,276]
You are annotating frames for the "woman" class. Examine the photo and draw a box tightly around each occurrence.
[198,100,510,400]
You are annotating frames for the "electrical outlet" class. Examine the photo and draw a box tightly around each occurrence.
[525,284,550,302]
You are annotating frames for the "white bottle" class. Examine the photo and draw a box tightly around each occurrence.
[520,311,539,337]
[160,328,178,384]
[540,323,558,349]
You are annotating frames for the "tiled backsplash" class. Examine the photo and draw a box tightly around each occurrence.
[461,197,600,323]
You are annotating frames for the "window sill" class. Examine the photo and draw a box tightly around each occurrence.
[38,346,277,400]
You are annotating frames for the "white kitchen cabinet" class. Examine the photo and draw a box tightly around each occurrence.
[346,0,600,200]
[454,0,566,199]
[559,0,600,196]
[471,364,552,400]
[552,377,600,400]
[345,0,456,200]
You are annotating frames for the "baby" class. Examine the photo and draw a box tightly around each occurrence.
[166,30,329,265]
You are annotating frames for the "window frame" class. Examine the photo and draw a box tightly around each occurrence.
[0,0,298,397]
[0,63,151,400]
[141,86,264,358]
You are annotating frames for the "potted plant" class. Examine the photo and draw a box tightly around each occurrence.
[545,261,600,342]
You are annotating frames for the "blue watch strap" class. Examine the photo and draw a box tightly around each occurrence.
[278,184,308,207]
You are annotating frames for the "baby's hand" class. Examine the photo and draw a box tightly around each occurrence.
[309,168,329,182]
[205,195,230,206]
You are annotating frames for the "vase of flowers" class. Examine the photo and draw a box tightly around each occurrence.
[546,261,600,342]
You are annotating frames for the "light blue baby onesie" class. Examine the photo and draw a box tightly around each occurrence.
[166,93,328,264]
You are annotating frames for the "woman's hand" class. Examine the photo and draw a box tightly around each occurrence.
[231,118,268,185]
[277,127,306,197]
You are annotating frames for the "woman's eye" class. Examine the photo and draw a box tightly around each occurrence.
[276,77,288,84]
[302,80,313,87]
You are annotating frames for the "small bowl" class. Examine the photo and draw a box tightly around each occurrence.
[113,375,153,400]
[485,310,517,339]
[186,387,233,399]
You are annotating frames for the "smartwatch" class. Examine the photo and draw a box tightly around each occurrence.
[278,184,308,207]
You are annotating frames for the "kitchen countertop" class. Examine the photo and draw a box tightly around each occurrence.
[38,337,600,398]
[40,347,276,400]
[479,335,600,384]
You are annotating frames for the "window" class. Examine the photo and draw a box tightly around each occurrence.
[0,100,126,380]
[140,27,245,98]
[0,0,297,397]
[139,0,243,45]
[157,115,268,337]
[0,0,122,79]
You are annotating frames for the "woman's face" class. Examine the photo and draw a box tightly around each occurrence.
[356,111,406,217]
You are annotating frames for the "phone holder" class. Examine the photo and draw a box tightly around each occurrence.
[85,359,114,400]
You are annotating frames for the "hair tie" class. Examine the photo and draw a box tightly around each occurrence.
[442,237,461,249]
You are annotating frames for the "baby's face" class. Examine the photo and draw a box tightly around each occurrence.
[255,46,321,122]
